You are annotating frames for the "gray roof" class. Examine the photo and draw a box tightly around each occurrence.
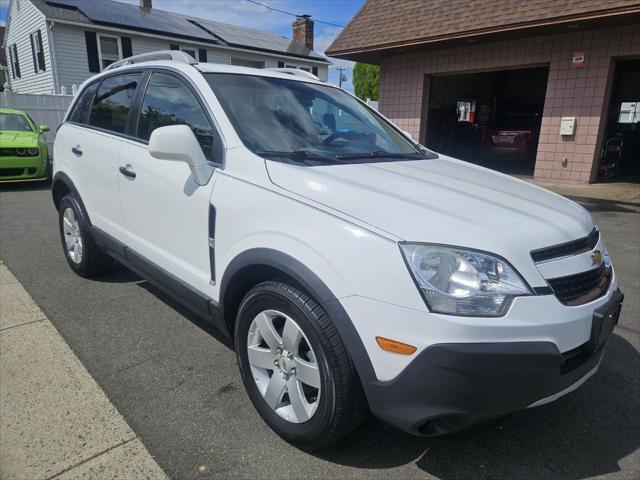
[31,0,328,62]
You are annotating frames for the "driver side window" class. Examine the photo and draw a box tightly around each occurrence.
[137,72,217,161]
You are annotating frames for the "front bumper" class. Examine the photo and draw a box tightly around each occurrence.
[350,288,623,435]
[0,155,48,182]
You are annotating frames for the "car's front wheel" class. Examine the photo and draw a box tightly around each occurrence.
[235,281,367,450]
[58,194,112,277]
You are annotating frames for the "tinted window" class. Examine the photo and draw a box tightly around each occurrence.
[69,82,98,124]
[0,113,32,132]
[89,74,140,134]
[137,72,216,160]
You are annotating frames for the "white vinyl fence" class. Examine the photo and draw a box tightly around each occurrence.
[1,90,74,155]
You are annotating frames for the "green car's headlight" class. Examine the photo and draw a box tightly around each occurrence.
[400,243,532,317]
[27,148,39,156]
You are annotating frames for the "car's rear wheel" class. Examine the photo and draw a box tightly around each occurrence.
[235,280,367,450]
[58,194,112,277]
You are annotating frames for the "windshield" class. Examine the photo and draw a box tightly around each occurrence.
[0,113,33,132]
[204,73,433,163]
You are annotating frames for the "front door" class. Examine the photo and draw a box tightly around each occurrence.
[117,71,222,295]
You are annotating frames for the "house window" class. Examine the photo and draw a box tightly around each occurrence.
[97,35,122,70]
[9,44,21,79]
[300,67,310,72]
[312,66,318,76]
[30,30,46,73]
[182,48,196,59]
[277,61,285,68]
[230,58,265,69]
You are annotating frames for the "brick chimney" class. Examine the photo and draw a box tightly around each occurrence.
[140,0,152,8]
[292,15,314,51]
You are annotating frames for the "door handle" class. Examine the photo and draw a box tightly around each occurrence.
[119,164,136,179]
[71,146,82,156]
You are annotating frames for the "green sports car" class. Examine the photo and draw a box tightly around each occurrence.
[0,108,50,183]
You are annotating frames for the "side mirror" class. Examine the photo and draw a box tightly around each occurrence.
[39,125,50,133]
[148,125,214,186]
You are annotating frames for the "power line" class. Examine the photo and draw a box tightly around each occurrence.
[244,0,345,28]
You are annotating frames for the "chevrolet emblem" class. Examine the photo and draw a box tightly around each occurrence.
[591,250,603,266]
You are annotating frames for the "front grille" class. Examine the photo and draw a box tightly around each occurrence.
[0,148,19,156]
[531,228,599,262]
[547,263,611,306]
[0,168,26,177]
[0,148,39,157]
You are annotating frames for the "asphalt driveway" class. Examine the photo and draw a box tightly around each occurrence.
[1,183,638,480]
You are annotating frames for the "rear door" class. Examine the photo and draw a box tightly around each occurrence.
[59,72,143,238]
[117,70,222,295]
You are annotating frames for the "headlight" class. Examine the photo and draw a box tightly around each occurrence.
[400,243,532,316]
[27,148,39,156]
[16,148,26,155]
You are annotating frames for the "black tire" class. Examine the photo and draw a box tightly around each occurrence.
[58,193,112,277]
[235,280,367,450]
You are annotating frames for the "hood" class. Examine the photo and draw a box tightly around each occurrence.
[0,130,38,148]
[266,156,594,256]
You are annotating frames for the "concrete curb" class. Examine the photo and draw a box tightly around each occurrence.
[0,262,167,480]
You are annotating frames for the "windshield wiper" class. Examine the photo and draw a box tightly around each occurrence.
[334,150,422,160]
[256,150,341,163]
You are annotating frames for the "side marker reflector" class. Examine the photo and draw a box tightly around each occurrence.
[375,336,417,355]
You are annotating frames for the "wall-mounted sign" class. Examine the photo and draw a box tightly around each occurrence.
[560,117,576,136]
[456,100,476,123]
[572,52,585,68]
[618,101,640,123]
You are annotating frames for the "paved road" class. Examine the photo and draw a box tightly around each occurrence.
[1,183,639,480]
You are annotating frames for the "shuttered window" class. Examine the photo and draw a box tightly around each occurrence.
[30,30,46,73]
[9,44,20,79]
[98,35,121,70]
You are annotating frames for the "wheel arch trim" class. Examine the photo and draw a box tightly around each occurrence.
[220,248,378,386]
[51,172,92,225]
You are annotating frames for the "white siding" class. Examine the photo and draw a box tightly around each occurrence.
[4,0,55,94]
[52,24,329,90]
[52,23,94,91]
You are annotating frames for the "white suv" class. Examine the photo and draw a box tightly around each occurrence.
[53,51,623,449]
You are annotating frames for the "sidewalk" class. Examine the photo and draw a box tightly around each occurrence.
[530,179,640,205]
[0,262,167,480]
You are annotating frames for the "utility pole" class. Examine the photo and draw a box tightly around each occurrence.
[335,66,347,88]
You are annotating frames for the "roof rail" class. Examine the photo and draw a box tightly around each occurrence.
[104,50,197,71]
[266,68,322,82]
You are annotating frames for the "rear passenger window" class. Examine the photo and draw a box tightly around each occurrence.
[69,82,98,124]
[137,72,216,161]
[89,73,141,134]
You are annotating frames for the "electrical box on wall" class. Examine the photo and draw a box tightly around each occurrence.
[560,117,576,136]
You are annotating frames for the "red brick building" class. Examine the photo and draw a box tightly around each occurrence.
[327,0,640,183]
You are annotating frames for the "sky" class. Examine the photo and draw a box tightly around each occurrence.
[0,0,365,91]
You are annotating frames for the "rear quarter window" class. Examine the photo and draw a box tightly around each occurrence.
[68,82,99,125]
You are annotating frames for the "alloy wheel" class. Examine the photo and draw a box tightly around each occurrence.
[62,207,83,264]
[246,309,321,423]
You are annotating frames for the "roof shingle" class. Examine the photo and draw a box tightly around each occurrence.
[327,0,640,57]
[30,0,327,62]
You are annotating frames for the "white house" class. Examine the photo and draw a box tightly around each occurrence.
[2,0,330,94]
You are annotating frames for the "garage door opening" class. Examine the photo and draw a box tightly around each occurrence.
[425,67,549,176]
[599,59,640,182]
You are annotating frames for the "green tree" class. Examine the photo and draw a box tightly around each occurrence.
[352,63,380,101]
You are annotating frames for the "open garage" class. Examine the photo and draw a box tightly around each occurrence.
[424,67,549,177]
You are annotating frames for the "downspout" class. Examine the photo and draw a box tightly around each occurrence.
[46,21,60,95]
